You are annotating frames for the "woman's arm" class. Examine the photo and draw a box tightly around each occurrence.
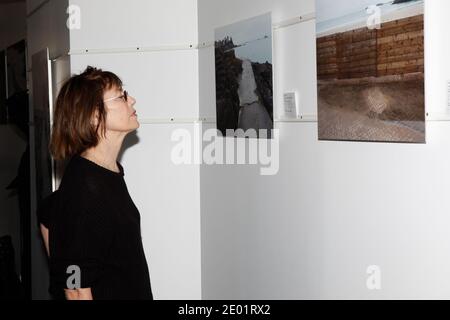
[40,223,49,256]
[53,188,114,301]
[40,223,94,300]
[64,288,93,300]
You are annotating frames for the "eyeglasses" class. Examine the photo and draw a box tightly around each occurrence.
[103,90,128,103]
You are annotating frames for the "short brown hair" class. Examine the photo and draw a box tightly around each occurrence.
[50,66,123,161]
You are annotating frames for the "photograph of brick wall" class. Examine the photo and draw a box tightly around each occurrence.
[316,0,425,143]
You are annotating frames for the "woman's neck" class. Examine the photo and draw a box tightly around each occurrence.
[81,132,125,173]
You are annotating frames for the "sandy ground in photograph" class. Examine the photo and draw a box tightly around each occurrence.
[318,76,425,143]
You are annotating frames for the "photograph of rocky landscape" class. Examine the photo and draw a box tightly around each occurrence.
[215,13,273,139]
[316,0,425,143]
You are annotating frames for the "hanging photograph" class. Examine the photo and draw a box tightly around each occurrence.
[32,49,54,205]
[316,0,425,143]
[215,13,273,138]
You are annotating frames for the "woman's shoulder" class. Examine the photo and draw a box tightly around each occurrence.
[38,156,118,228]
[60,155,109,194]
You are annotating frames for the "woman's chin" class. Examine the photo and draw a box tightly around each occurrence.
[131,118,140,129]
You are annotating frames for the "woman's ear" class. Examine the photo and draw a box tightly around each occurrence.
[91,110,100,127]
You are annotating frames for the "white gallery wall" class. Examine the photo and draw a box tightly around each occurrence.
[68,0,202,299]
[198,0,450,299]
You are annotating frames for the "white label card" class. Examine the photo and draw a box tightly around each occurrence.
[448,81,450,109]
[283,92,298,119]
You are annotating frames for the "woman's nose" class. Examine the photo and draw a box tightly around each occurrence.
[128,95,136,105]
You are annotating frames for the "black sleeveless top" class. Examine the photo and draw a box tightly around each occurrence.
[37,154,153,300]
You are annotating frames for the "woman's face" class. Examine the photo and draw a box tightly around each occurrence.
[102,86,139,134]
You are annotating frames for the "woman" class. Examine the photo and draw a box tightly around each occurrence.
[36,66,153,300]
